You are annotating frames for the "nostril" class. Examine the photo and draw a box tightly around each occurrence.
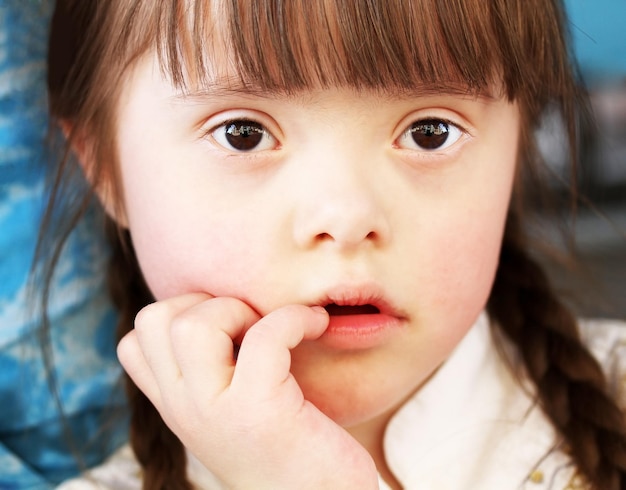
[314,230,379,247]
[315,232,333,242]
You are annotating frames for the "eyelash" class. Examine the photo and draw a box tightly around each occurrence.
[206,117,466,154]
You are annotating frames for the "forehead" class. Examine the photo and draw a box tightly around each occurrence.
[148,0,505,97]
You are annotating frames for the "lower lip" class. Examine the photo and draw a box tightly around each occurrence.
[318,313,403,350]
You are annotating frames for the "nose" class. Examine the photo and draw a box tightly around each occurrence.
[291,153,391,251]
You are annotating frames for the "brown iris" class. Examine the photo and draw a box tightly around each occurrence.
[409,120,450,150]
[225,121,265,151]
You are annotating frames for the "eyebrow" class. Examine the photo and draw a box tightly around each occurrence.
[169,81,499,103]
[171,86,278,102]
[169,78,293,103]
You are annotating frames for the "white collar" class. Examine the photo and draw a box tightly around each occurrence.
[382,313,573,489]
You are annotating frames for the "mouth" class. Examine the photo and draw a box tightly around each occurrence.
[311,286,406,350]
[316,284,403,319]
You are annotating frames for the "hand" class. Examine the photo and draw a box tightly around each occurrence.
[117,293,379,489]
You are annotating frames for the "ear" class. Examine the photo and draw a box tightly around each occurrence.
[62,121,129,228]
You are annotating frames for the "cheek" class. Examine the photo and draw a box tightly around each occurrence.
[444,226,501,313]
[446,153,516,309]
[417,182,514,320]
[413,226,499,332]
[116,147,272,301]
[129,210,267,301]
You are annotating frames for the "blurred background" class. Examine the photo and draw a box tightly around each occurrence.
[543,0,626,318]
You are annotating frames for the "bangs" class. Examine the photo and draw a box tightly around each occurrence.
[146,0,572,106]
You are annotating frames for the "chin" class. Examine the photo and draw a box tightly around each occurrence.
[292,356,412,428]
[300,380,400,429]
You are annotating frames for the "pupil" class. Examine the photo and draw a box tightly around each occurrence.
[411,120,449,150]
[225,121,264,151]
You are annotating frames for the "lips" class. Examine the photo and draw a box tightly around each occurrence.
[316,283,401,314]
[312,285,406,350]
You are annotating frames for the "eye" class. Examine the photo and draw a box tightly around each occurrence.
[211,119,277,152]
[396,119,463,151]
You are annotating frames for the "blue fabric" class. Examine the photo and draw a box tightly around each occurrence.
[0,1,127,488]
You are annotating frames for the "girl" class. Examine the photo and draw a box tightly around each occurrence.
[45,0,626,488]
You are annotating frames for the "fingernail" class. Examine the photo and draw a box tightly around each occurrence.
[311,305,328,315]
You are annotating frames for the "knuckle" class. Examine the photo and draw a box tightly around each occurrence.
[134,294,211,332]
[116,331,134,354]
[134,301,164,330]
[271,304,313,323]
[242,323,277,346]
[169,311,204,343]
[116,332,136,364]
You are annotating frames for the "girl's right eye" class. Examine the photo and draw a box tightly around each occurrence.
[210,119,277,152]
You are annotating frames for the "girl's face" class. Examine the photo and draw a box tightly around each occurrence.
[112,52,520,429]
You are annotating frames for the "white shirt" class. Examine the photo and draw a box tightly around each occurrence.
[58,314,626,489]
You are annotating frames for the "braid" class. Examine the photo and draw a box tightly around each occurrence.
[488,211,626,489]
[106,220,193,490]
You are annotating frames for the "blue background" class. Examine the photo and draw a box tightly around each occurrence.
[567,0,626,80]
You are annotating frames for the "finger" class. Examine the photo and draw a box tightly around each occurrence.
[117,330,162,407]
[232,305,328,397]
[169,297,261,398]
[133,293,213,388]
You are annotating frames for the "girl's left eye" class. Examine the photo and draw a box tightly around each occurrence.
[210,119,277,152]
[396,119,464,151]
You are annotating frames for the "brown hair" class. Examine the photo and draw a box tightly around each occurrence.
[45,1,626,488]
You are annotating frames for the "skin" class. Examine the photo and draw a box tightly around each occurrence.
[97,50,521,488]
